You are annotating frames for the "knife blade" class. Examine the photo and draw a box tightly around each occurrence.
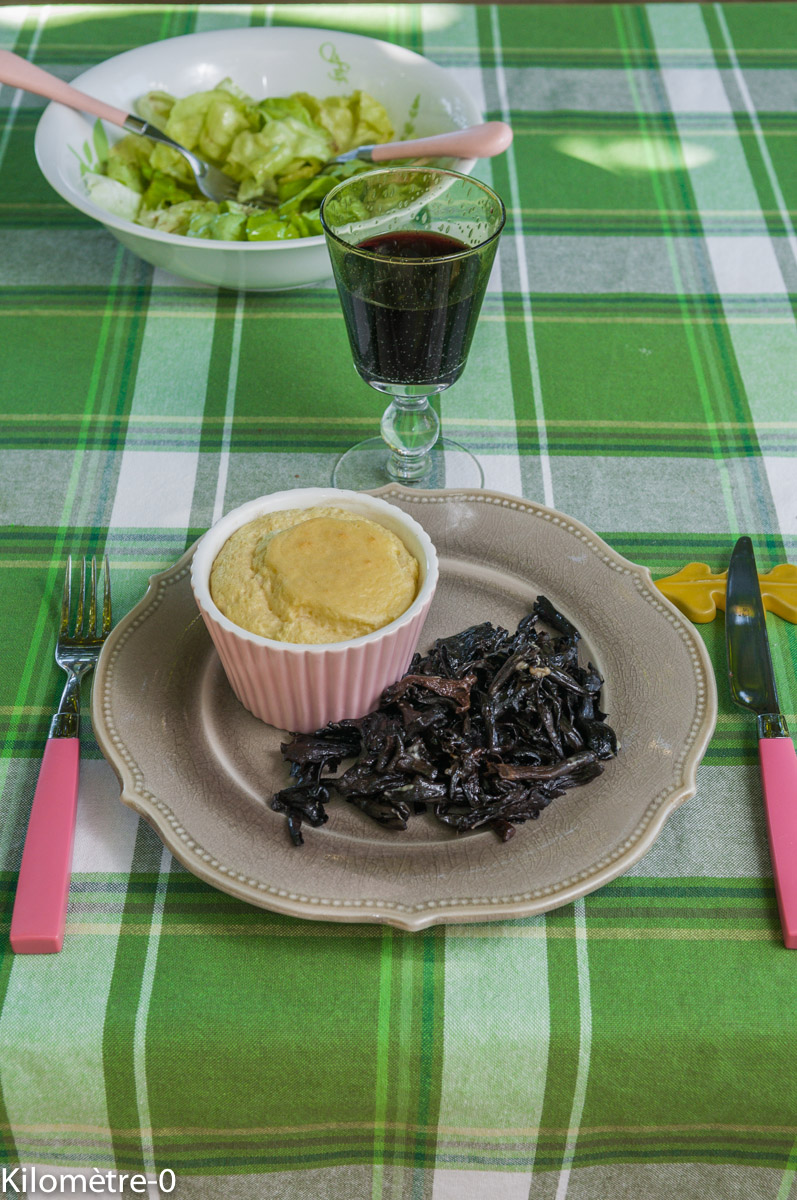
[726,535,797,949]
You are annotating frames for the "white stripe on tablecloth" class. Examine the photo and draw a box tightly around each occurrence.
[435,1170,535,1200]
[132,843,173,1196]
[712,4,797,545]
[0,766,138,1168]
[0,924,125,1167]
[110,450,200,529]
[777,1140,797,1200]
[713,4,797,266]
[194,5,254,32]
[194,4,274,31]
[0,8,135,1152]
[612,10,738,542]
[647,4,797,540]
[553,899,592,1200]
[109,276,215,529]
[421,7,523,498]
[432,915,550,1194]
[0,7,29,45]
[115,275,217,412]
[70,760,141,875]
[490,6,553,507]
[212,289,246,522]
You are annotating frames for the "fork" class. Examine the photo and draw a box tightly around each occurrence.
[0,50,239,205]
[10,555,112,954]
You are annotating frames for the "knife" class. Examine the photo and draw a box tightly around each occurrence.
[726,535,797,948]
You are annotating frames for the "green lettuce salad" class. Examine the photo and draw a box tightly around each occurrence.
[83,80,394,242]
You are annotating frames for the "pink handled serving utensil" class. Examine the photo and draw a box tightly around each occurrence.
[326,121,514,167]
[0,49,240,204]
[725,536,797,949]
[10,555,112,954]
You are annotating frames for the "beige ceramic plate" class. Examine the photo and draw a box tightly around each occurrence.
[92,487,717,930]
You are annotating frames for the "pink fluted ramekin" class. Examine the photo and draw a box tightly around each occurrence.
[190,488,438,732]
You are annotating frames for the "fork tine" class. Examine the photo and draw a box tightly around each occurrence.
[75,557,85,634]
[102,554,112,636]
[87,555,97,636]
[59,555,71,636]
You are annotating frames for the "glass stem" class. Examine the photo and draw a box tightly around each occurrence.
[380,393,441,482]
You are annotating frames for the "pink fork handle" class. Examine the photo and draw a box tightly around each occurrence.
[10,738,80,954]
[0,48,129,128]
[759,736,797,949]
[371,121,513,163]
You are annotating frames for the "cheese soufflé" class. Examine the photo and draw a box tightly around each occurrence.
[209,506,420,644]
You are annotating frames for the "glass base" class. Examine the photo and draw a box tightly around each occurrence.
[331,436,484,491]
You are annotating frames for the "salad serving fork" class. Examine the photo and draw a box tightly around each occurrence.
[0,49,513,209]
[0,49,240,205]
[10,555,112,954]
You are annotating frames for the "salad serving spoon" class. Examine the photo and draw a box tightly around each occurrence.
[0,49,513,208]
[323,121,513,168]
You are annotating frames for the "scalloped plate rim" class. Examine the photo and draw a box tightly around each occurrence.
[91,486,718,930]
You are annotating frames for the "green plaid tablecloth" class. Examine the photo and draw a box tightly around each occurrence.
[2,3,797,1197]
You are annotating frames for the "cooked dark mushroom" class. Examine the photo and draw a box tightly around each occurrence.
[270,597,618,844]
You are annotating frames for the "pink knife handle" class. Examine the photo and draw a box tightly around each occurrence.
[10,738,80,954]
[371,121,513,162]
[0,48,129,127]
[759,736,797,949]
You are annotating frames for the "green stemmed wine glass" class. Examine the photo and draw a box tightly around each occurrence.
[320,167,505,490]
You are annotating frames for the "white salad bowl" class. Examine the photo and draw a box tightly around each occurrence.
[33,26,483,291]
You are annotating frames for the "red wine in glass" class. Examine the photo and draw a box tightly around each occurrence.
[337,229,489,389]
